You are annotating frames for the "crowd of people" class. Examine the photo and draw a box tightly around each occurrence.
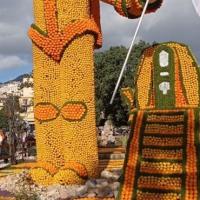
[0,129,36,163]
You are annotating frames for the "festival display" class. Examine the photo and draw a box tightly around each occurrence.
[29,0,162,185]
[119,42,200,199]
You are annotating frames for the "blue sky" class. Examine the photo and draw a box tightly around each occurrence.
[0,0,200,83]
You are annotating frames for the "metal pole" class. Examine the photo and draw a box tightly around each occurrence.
[110,0,150,104]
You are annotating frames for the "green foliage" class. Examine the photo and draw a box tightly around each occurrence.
[14,180,40,200]
[20,81,34,89]
[15,191,39,200]
[115,135,129,147]
[4,95,20,118]
[0,95,21,130]
[94,40,151,126]
[0,109,9,129]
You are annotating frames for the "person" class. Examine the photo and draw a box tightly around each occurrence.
[25,134,36,156]
[0,130,9,163]
[0,129,5,155]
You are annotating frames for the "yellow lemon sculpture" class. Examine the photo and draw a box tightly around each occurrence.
[29,0,162,185]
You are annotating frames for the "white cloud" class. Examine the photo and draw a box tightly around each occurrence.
[100,0,200,61]
[0,55,26,70]
[0,23,17,37]
[0,0,32,56]
[0,0,200,63]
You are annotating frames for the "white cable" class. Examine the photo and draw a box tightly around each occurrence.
[110,0,150,104]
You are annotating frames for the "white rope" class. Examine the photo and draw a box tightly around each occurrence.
[110,0,150,104]
[192,0,200,16]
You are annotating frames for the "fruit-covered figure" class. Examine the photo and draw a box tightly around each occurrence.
[120,42,200,199]
[29,0,162,185]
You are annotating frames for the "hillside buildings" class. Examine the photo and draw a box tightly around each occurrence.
[0,77,34,132]
[19,77,34,132]
[0,81,21,96]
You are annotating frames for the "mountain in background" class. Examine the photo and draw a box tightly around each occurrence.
[4,73,32,84]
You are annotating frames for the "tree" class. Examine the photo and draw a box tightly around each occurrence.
[94,40,151,126]
[3,94,21,164]
[19,81,33,89]
[0,109,9,130]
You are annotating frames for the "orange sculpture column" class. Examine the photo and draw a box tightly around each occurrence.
[29,0,162,185]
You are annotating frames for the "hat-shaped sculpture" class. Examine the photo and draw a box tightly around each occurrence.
[119,42,200,199]
[122,42,200,111]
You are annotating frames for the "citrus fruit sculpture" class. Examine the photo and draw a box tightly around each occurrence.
[28,0,162,185]
[120,42,200,199]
